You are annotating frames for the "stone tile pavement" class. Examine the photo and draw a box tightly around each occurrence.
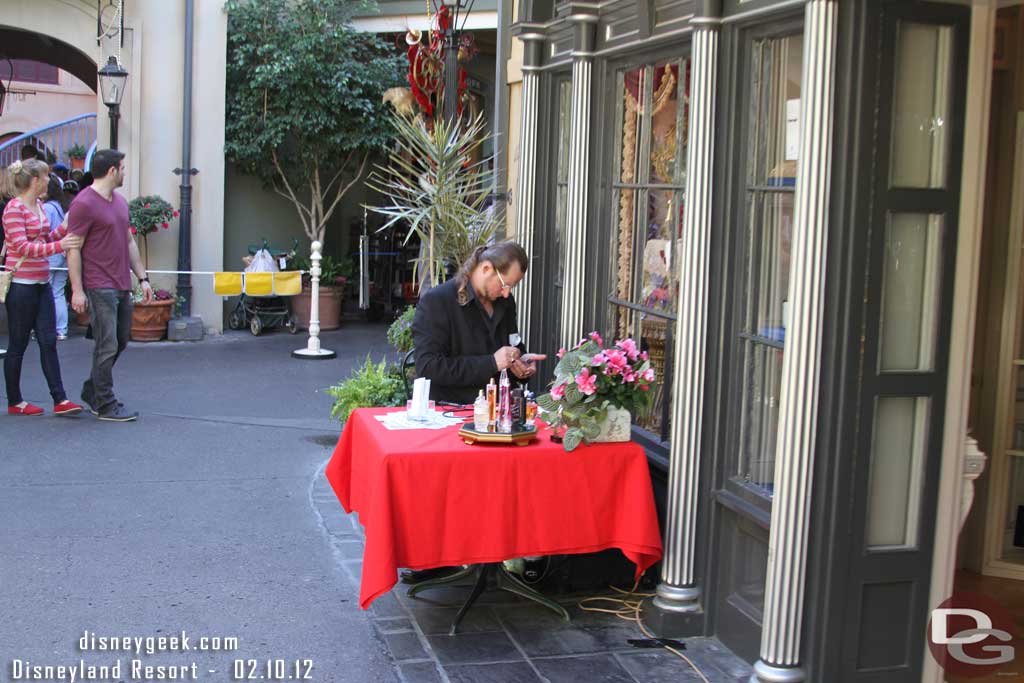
[310,461,753,683]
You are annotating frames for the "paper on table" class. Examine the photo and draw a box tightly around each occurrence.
[374,411,464,430]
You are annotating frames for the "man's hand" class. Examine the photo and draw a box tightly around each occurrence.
[493,345,521,371]
[140,280,154,303]
[511,353,547,380]
[71,290,88,314]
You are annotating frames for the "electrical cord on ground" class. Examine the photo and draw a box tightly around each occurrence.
[578,583,712,683]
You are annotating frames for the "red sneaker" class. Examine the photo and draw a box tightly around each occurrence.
[8,403,44,416]
[54,400,83,417]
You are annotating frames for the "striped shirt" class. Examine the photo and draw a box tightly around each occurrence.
[2,197,66,284]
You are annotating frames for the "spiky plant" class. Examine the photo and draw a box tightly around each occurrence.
[366,113,501,287]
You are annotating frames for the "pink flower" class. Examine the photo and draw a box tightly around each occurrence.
[556,347,567,359]
[575,368,598,395]
[604,349,628,373]
[591,352,606,366]
[642,368,655,382]
[589,331,603,346]
[617,338,639,361]
[621,368,636,384]
[173,210,180,217]
[129,226,137,235]
[640,384,650,392]
[162,222,169,229]
[550,383,565,401]
[640,350,649,361]
[144,203,150,208]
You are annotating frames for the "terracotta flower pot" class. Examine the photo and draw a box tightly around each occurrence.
[131,299,175,341]
[291,283,343,331]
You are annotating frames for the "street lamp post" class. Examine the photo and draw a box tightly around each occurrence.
[97,56,128,149]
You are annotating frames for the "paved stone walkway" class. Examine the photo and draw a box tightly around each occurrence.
[310,462,753,683]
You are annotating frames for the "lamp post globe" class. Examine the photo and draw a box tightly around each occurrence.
[97,56,128,149]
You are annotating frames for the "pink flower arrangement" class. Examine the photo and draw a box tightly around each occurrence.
[537,332,656,451]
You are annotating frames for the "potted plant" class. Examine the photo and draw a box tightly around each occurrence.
[290,255,352,330]
[536,332,657,452]
[326,355,407,422]
[128,195,179,341]
[67,144,87,171]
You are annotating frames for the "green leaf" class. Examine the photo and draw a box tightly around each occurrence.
[563,428,584,452]
[536,393,559,413]
[581,419,602,440]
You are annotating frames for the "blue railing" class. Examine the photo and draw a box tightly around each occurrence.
[0,113,97,170]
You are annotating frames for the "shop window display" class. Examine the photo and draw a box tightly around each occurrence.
[608,58,690,440]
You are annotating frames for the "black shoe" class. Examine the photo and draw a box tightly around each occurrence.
[521,557,549,585]
[98,404,138,422]
[80,389,96,415]
[399,566,459,584]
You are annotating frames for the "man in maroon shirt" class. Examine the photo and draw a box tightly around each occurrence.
[66,149,152,422]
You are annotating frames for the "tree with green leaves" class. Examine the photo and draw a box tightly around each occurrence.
[224,0,404,247]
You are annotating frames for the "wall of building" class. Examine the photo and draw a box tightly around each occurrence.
[0,69,95,146]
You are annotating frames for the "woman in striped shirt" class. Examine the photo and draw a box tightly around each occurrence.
[2,159,84,416]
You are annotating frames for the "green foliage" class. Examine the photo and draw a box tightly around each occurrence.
[295,254,353,286]
[128,195,176,236]
[386,306,416,354]
[326,355,406,422]
[66,144,86,159]
[224,0,404,247]
[366,113,500,287]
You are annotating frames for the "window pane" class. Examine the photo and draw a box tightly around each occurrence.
[879,213,943,372]
[735,32,802,496]
[557,81,572,182]
[750,35,803,187]
[866,397,930,549]
[637,316,670,434]
[890,22,952,188]
[647,61,687,185]
[1001,456,1024,563]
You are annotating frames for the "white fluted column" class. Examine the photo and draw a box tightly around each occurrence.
[559,10,598,347]
[515,68,541,341]
[751,2,836,681]
[653,21,719,614]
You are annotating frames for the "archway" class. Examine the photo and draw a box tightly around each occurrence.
[0,26,97,91]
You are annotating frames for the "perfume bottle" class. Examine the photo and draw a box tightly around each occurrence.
[486,379,497,432]
[498,369,512,433]
[474,390,489,431]
[511,388,524,428]
[524,391,538,427]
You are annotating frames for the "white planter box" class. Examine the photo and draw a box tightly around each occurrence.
[594,407,631,443]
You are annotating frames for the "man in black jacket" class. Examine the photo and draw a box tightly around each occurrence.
[404,241,547,585]
[412,241,543,405]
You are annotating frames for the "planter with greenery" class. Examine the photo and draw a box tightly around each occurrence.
[290,255,353,330]
[127,196,180,341]
[224,0,403,263]
[327,356,406,423]
[537,333,657,452]
[67,143,87,171]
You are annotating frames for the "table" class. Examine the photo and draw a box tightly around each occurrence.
[325,407,664,615]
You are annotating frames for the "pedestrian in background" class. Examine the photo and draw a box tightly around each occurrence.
[1,159,84,416]
[42,174,69,340]
[67,149,151,422]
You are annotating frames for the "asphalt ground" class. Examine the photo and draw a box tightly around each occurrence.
[0,323,400,683]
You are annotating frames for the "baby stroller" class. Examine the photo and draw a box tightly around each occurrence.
[227,240,300,336]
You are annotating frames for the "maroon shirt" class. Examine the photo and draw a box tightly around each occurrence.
[67,186,132,291]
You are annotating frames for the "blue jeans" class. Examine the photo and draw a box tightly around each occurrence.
[3,282,67,406]
[48,267,68,335]
[82,289,133,413]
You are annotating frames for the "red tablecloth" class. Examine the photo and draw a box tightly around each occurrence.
[325,407,663,609]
